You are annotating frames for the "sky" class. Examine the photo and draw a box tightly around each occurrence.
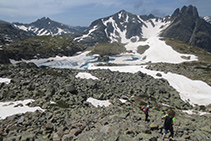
[0,0,211,26]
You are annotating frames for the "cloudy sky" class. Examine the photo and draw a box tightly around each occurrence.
[0,0,211,26]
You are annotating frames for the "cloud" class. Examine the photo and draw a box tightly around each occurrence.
[0,0,121,17]
[184,0,199,2]
[150,9,166,17]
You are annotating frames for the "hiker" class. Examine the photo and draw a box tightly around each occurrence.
[161,109,180,140]
[141,105,150,122]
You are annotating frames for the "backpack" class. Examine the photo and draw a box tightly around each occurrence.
[143,107,148,114]
[164,116,173,129]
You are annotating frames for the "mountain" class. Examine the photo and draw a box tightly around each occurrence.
[0,19,10,24]
[0,22,34,45]
[74,10,170,46]
[0,22,34,64]
[13,17,87,36]
[74,5,211,53]
[160,5,211,52]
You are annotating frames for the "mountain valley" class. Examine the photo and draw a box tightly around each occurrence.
[0,5,211,141]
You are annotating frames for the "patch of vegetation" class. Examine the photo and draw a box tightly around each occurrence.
[50,100,69,108]
[137,45,150,54]
[88,42,126,56]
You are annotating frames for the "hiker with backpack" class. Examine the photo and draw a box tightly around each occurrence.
[161,109,180,140]
[141,105,150,122]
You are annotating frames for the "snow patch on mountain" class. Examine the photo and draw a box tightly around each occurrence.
[142,18,170,38]
[204,16,211,24]
[102,17,130,43]
[74,25,98,41]
[141,36,197,63]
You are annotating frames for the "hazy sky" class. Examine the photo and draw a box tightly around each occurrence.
[0,0,211,26]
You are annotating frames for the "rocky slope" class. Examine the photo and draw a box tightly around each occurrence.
[0,63,211,140]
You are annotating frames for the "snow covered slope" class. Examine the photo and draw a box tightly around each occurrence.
[74,10,170,45]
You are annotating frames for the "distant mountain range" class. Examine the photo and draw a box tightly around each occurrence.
[13,17,87,36]
[0,5,211,53]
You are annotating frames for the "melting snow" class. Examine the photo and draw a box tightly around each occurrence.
[76,72,99,80]
[0,99,44,120]
[0,78,11,84]
[141,37,197,63]
[75,25,98,41]
[89,65,211,106]
[86,97,111,107]
[10,51,98,69]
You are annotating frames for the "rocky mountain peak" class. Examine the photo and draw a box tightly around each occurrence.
[171,5,199,21]
[161,5,211,52]
[182,5,198,17]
